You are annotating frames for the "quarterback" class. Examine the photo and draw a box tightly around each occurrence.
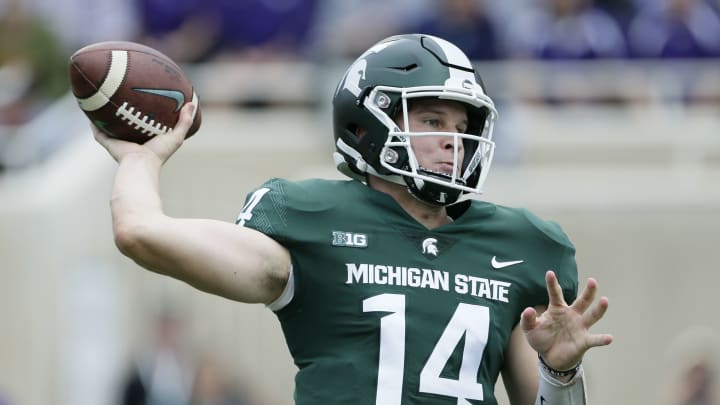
[94,34,613,404]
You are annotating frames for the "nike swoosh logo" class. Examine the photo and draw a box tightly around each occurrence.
[133,88,185,112]
[491,256,524,269]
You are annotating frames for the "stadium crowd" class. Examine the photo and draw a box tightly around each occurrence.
[1,0,720,172]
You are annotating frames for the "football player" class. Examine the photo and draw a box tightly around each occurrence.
[93,34,613,404]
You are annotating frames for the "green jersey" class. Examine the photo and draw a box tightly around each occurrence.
[237,179,578,405]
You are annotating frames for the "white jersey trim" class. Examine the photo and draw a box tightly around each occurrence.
[267,265,295,312]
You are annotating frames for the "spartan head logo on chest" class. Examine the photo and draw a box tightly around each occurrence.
[400,231,457,260]
[422,237,439,256]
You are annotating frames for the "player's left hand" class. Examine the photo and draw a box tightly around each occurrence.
[520,271,613,371]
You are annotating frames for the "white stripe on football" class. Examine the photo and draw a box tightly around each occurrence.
[77,50,128,112]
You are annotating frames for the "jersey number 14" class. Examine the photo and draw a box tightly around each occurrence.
[364,293,490,405]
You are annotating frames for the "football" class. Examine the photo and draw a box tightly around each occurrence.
[68,41,201,144]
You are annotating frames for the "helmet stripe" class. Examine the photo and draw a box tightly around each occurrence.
[423,35,473,70]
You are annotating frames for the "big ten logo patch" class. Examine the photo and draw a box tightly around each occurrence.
[332,231,368,248]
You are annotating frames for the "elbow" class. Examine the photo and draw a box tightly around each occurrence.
[113,218,148,258]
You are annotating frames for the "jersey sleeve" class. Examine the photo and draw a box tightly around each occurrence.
[235,178,292,243]
[539,218,579,304]
[519,209,579,309]
[235,178,341,247]
[551,237,579,305]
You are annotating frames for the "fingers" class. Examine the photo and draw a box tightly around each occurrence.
[520,306,539,332]
[571,277,598,314]
[586,333,614,348]
[581,293,612,348]
[155,103,195,146]
[545,271,567,306]
[143,103,195,161]
[173,103,196,137]
[582,295,609,327]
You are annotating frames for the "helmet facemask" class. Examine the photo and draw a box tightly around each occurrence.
[363,84,498,206]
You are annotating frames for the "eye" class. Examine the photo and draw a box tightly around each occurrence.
[423,119,441,128]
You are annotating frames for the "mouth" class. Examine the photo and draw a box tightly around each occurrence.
[417,165,468,186]
[438,162,456,176]
[419,163,456,177]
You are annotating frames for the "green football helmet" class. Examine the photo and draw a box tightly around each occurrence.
[332,34,498,206]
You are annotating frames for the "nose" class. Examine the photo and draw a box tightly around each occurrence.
[441,136,463,152]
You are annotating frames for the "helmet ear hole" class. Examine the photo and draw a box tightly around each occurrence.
[351,125,367,139]
[341,127,362,149]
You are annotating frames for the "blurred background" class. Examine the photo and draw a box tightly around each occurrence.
[1,0,719,404]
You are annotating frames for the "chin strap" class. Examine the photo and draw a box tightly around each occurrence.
[536,360,587,405]
[404,168,465,206]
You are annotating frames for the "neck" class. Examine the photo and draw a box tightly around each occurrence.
[368,176,452,229]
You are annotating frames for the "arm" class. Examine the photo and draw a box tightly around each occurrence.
[95,104,291,304]
[502,316,541,405]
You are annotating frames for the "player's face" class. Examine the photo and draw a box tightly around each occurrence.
[396,99,468,176]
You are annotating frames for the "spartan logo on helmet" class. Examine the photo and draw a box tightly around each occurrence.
[422,237,439,256]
